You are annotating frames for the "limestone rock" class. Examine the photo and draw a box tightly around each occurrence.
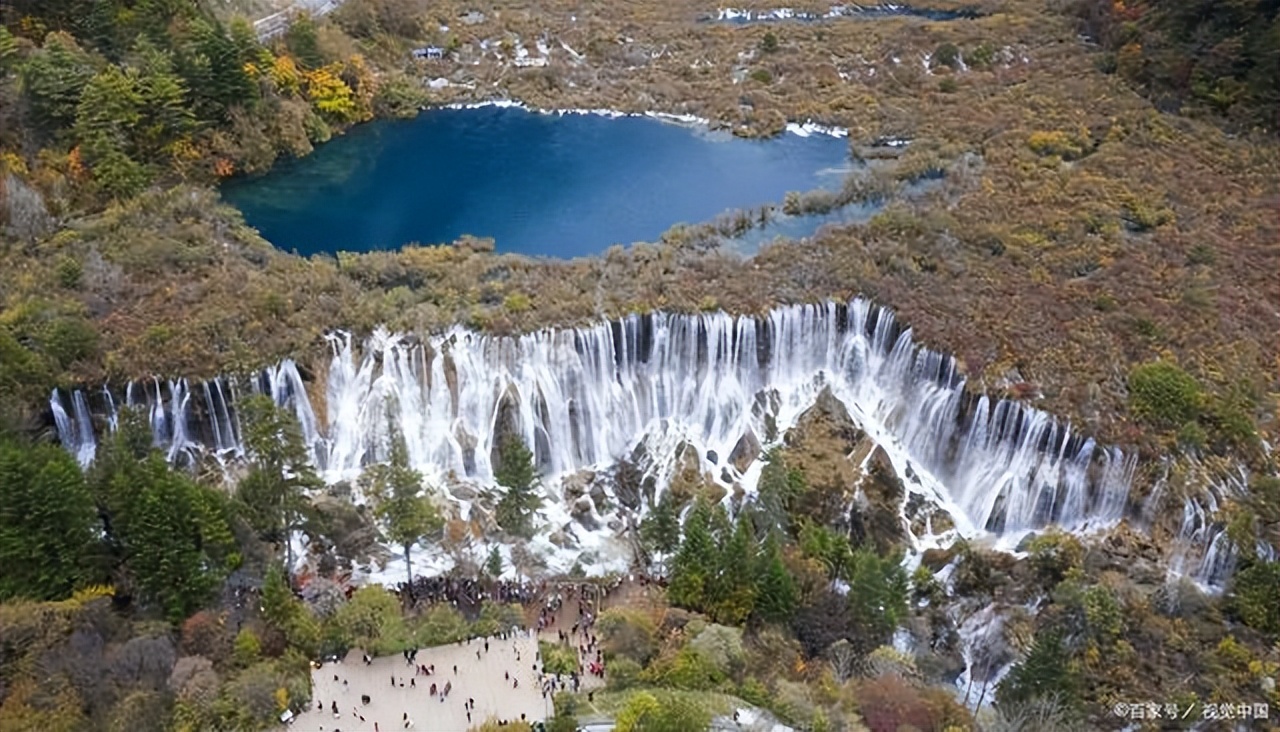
[728,428,761,472]
[562,469,595,502]
[571,496,600,531]
[852,446,907,553]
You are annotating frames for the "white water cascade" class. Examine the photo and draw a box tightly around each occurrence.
[52,300,1137,549]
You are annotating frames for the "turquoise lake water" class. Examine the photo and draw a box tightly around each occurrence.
[221,106,852,258]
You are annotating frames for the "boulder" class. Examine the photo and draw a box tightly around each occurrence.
[571,496,600,531]
[728,428,762,472]
[562,469,595,502]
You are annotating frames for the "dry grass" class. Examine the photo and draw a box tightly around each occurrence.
[3,0,1276,459]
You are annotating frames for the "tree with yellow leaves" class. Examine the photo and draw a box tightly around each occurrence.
[269,55,303,97]
[304,63,358,124]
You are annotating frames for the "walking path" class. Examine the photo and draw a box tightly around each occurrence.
[285,576,668,731]
[291,631,548,731]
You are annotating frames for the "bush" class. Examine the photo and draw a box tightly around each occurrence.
[597,607,658,665]
[1026,130,1087,160]
[1229,560,1280,635]
[1128,361,1202,428]
[855,675,966,732]
[968,43,996,67]
[605,655,643,690]
[539,640,578,675]
[644,646,726,691]
[1026,530,1084,587]
[413,603,469,646]
[934,42,961,69]
[750,69,773,84]
[232,628,261,668]
[615,690,712,732]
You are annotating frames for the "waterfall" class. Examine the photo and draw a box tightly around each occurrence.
[49,389,97,467]
[50,300,1137,545]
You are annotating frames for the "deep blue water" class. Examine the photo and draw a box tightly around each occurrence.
[221,106,851,258]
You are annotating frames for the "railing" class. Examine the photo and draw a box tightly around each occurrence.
[253,0,344,41]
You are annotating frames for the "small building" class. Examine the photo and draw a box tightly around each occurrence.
[412,47,445,60]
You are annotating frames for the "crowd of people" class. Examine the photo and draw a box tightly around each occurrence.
[303,572,669,730]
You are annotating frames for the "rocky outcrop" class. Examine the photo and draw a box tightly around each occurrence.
[781,386,867,529]
[852,447,908,553]
[728,428,761,473]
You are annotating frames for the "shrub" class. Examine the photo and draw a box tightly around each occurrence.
[644,646,727,691]
[597,607,658,665]
[232,628,261,668]
[1026,530,1084,587]
[750,69,773,84]
[760,32,779,53]
[503,292,532,313]
[605,655,643,690]
[1229,560,1280,635]
[1127,361,1202,428]
[1026,130,1087,160]
[939,77,958,93]
[854,675,939,732]
[934,42,961,69]
[539,640,578,675]
[615,690,712,732]
[968,43,996,67]
[413,603,469,646]
[55,255,83,288]
[1186,244,1216,266]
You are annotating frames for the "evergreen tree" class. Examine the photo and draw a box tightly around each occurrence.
[0,27,19,73]
[639,489,682,559]
[176,18,256,120]
[21,32,95,136]
[753,532,796,624]
[0,439,96,601]
[996,630,1078,709]
[485,546,504,578]
[751,449,805,539]
[237,394,321,573]
[798,521,854,580]
[667,497,717,611]
[710,516,758,624]
[285,12,325,68]
[845,548,909,657]
[131,39,195,157]
[362,423,443,586]
[73,65,150,197]
[123,455,236,621]
[494,439,540,538]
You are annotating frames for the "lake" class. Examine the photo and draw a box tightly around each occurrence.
[221,105,852,258]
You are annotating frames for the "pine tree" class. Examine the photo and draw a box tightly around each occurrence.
[132,39,195,157]
[0,439,96,601]
[753,532,796,624]
[21,32,95,135]
[485,546,503,577]
[494,439,541,538]
[639,489,682,559]
[0,27,18,74]
[362,424,443,586]
[124,456,235,622]
[237,394,321,573]
[845,548,909,657]
[996,630,1078,709]
[72,65,151,197]
[667,497,717,612]
[710,516,758,624]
